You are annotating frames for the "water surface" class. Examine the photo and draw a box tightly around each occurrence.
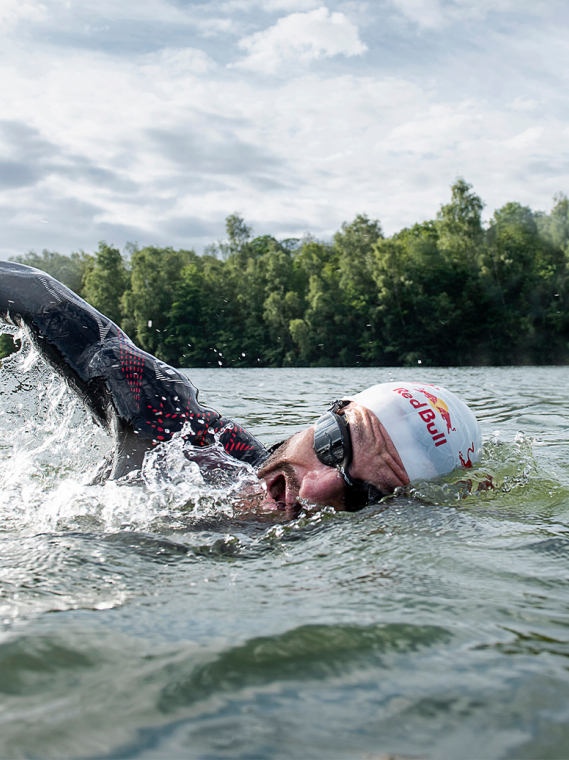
[1,347,569,759]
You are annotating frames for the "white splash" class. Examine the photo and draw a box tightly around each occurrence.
[0,337,258,535]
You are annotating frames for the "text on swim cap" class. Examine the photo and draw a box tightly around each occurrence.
[393,388,448,447]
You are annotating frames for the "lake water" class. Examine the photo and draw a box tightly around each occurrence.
[1,343,569,759]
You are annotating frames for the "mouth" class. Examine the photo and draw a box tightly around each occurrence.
[267,472,289,507]
[256,439,303,513]
[260,468,300,510]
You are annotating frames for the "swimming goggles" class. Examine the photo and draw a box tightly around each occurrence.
[313,399,354,485]
[313,400,383,510]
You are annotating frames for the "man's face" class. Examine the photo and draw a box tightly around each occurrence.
[256,402,410,513]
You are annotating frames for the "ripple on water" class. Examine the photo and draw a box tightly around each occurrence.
[3,343,569,758]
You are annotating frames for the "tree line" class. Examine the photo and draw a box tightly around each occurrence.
[2,179,569,367]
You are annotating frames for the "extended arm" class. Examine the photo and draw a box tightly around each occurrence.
[0,261,266,478]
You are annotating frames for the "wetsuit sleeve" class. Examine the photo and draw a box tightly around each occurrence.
[0,261,267,478]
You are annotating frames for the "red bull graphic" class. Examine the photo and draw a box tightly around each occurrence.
[393,387,449,448]
[459,442,475,468]
[419,389,456,434]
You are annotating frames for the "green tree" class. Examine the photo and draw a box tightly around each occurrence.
[372,213,488,366]
[481,202,568,363]
[333,214,383,364]
[537,193,569,255]
[262,241,304,365]
[206,213,253,260]
[12,249,93,295]
[166,261,210,366]
[82,242,129,326]
[436,178,484,264]
[225,213,252,255]
[292,240,344,365]
[5,181,569,368]
[124,246,198,362]
[219,230,288,366]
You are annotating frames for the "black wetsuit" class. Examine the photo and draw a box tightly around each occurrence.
[0,261,267,479]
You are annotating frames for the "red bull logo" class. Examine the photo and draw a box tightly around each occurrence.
[393,387,452,448]
[418,389,456,434]
[459,442,475,468]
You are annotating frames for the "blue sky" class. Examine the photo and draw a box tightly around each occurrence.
[0,0,568,259]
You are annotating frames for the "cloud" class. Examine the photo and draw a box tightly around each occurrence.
[388,0,551,30]
[0,194,110,255]
[161,215,226,240]
[146,125,289,191]
[235,6,367,72]
[387,0,446,29]
[383,103,474,155]
[0,120,61,189]
[0,161,41,190]
[502,126,545,150]
[0,120,58,164]
[0,0,49,29]
[1,1,569,261]
[261,0,322,8]
[218,0,321,11]
[524,158,569,179]
[0,0,242,47]
[139,47,217,76]
[507,96,541,112]
[46,0,210,27]
[0,120,136,194]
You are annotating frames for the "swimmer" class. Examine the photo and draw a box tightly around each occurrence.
[258,383,481,511]
[0,261,481,514]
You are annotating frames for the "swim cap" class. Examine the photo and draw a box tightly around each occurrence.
[345,382,481,483]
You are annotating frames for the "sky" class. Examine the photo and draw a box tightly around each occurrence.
[0,0,568,260]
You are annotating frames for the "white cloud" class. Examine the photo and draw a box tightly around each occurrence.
[384,103,475,154]
[0,0,241,39]
[389,0,550,30]
[507,96,541,112]
[261,0,322,9]
[193,16,239,38]
[0,1,568,259]
[139,47,217,76]
[0,28,568,256]
[235,6,367,72]
[0,0,48,28]
[218,0,321,11]
[388,0,445,29]
[502,126,544,150]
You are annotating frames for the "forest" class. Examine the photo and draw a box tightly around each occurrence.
[2,180,569,367]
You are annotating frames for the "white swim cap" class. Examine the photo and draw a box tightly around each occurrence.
[346,381,482,483]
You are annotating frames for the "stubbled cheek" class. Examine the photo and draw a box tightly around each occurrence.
[299,470,344,506]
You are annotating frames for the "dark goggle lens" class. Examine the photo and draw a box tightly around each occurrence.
[313,410,352,470]
[313,404,384,511]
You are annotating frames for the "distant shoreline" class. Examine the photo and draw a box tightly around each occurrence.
[5,181,569,368]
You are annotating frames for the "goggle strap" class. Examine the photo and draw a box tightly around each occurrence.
[328,399,350,414]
